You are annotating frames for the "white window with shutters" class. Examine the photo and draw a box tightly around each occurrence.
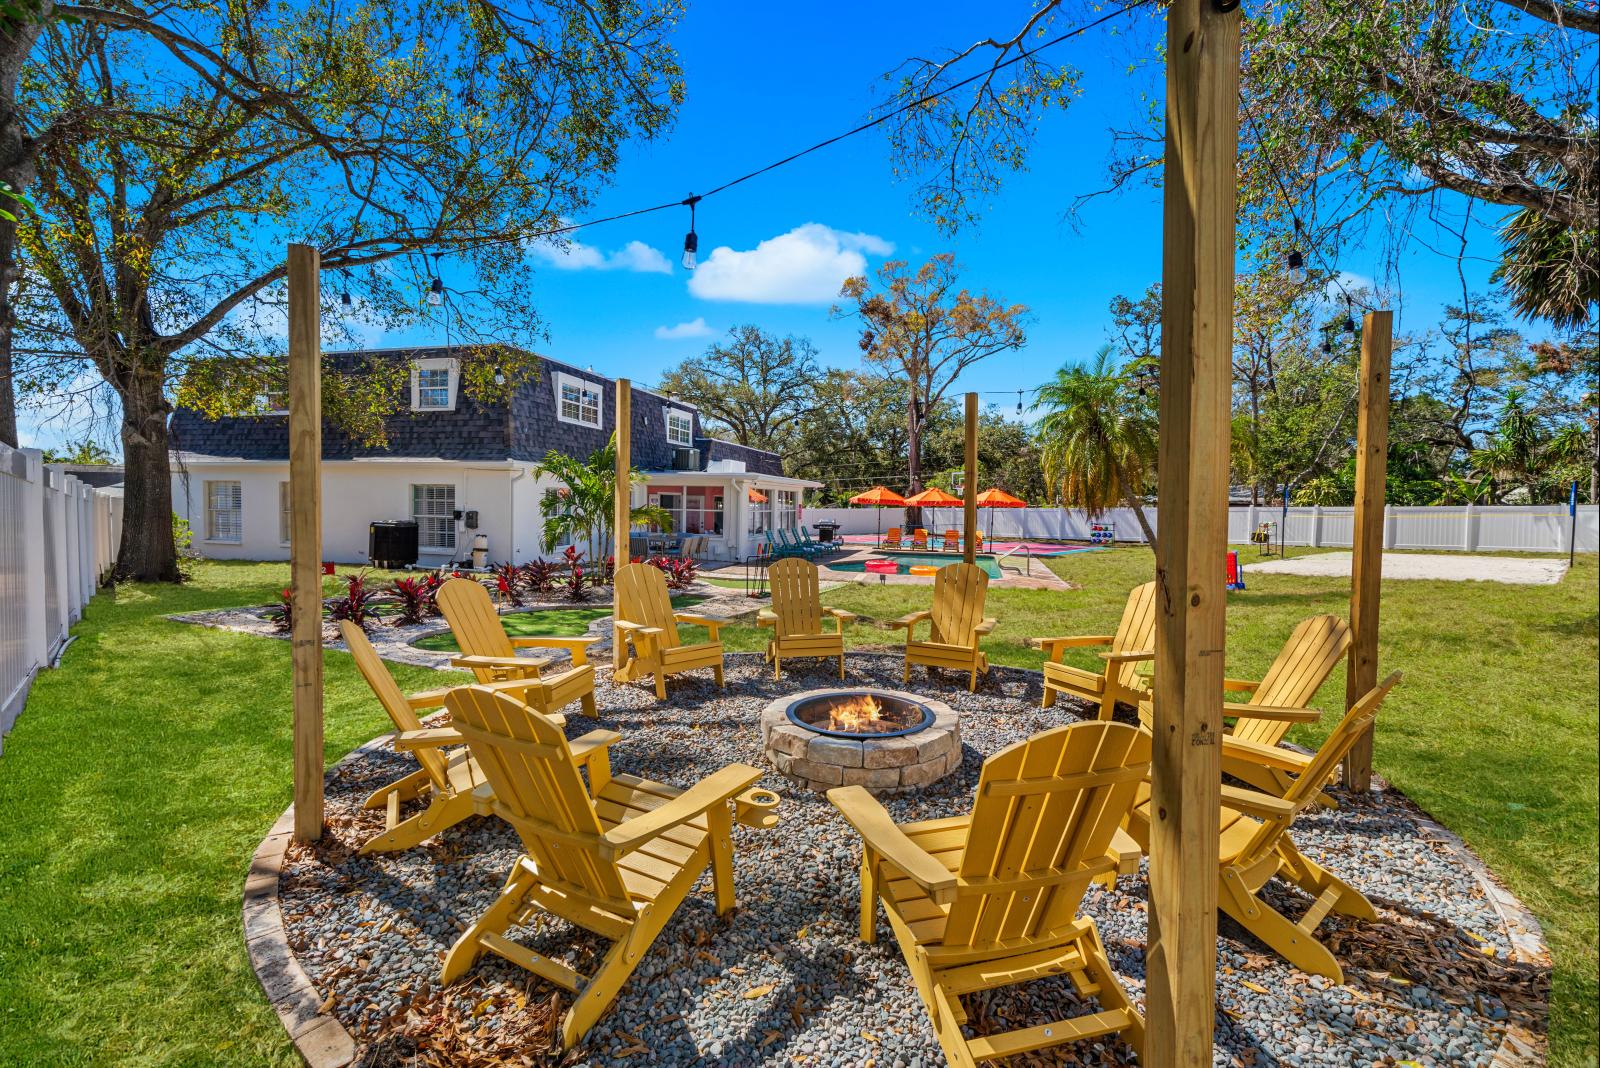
[412,483,457,551]
[205,480,243,543]
[665,408,694,447]
[554,372,602,428]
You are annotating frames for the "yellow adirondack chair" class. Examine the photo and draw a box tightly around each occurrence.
[436,577,599,719]
[612,562,726,699]
[756,557,856,679]
[828,721,1151,1066]
[1032,581,1157,720]
[1124,672,1402,982]
[439,685,777,1048]
[891,562,995,691]
[1218,614,1352,800]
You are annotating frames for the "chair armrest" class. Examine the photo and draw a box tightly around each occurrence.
[405,686,456,710]
[1221,783,1297,820]
[603,763,764,857]
[1225,702,1322,723]
[394,726,464,751]
[568,729,622,766]
[890,610,931,630]
[450,653,552,673]
[826,608,857,622]
[826,785,958,905]
[1031,635,1114,651]
[1109,826,1143,874]
[755,609,777,627]
[973,618,998,636]
[1223,677,1262,693]
[1220,735,1312,772]
[1099,649,1154,663]
[674,613,725,640]
[511,635,601,665]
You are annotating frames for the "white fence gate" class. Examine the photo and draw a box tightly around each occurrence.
[0,442,122,756]
[802,504,1599,555]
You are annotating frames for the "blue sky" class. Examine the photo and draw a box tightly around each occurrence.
[21,0,1515,453]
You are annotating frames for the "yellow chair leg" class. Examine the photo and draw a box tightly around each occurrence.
[359,789,474,855]
[837,652,846,680]
[713,661,724,688]
[858,852,878,944]
[362,767,430,810]
[1218,871,1344,982]
[653,672,668,700]
[441,860,538,984]
[707,803,736,916]
[772,653,781,679]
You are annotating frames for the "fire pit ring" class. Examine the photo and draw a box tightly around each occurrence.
[784,689,934,739]
[760,687,962,795]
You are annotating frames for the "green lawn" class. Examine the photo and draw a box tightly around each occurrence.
[0,552,1592,1065]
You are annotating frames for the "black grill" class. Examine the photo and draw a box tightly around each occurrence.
[369,520,419,568]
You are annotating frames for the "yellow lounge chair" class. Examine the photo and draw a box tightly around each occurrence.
[612,562,726,699]
[756,557,856,679]
[1032,580,1157,719]
[439,685,777,1048]
[910,528,930,550]
[437,578,602,706]
[891,562,995,692]
[828,720,1150,1066]
[1123,672,1402,982]
[341,620,596,854]
[882,526,904,549]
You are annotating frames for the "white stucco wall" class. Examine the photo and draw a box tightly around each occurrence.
[172,460,527,565]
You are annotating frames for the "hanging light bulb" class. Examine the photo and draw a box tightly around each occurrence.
[1285,219,1307,285]
[427,254,444,306]
[1320,337,1332,354]
[681,194,700,270]
[1342,297,1357,333]
[1016,390,1024,415]
[340,269,352,307]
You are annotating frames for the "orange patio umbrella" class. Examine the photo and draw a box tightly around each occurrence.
[975,486,1028,542]
[747,488,768,503]
[848,485,906,543]
[902,486,963,507]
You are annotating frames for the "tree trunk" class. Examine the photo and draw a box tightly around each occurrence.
[116,370,181,582]
[1125,493,1159,555]
[0,8,49,449]
[904,395,923,530]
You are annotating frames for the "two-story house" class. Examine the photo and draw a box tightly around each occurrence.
[167,348,817,566]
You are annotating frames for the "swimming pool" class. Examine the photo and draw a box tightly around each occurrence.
[829,552,1004,580]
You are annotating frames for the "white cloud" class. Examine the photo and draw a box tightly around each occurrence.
[687,223,894,304]
[531,236,672,274]
[654,317,716,341]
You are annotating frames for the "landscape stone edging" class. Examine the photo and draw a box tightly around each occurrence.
[244,710,1554,1068]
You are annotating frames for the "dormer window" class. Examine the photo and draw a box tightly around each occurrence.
[555,371,602,428]
[410,357,459,411]
[665,408,694,447]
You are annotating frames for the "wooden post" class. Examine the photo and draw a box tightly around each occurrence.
[963,392,978,564]
[612,379,631,672]
[287,243,324,843]
[1342,310,1392,790]
[1146,1,1238,1063]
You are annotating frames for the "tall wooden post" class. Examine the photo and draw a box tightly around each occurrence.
[963,392,978,564]
[1146,1,1238,1062]
[612,379,632,672]
[287,243,324,843]
[1342,311,1392,790]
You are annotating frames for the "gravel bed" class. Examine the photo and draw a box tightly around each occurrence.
[279,654,1538,1066]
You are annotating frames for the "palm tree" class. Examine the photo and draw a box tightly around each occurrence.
[1035,347,1159,551]
[533,435,672,559]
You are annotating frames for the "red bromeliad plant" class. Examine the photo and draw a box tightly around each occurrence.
[389,575,442,626]
[563,545,588,603]
[646,555,699,591]
[519,559,561,595]
[264,588,294,633]
[327,571,382,633]
[491,562,525,606]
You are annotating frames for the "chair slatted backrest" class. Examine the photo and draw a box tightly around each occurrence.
[929,563,989,646]
[768,557,823,639]
[1233,615,1352,746]
[438,578,517,670]
[341,620,450,788]
[446,686,633,914]
[943,529,959,549]
[1234,672,1402,867]
[945,722,1151,949]
[614,563,681,651]
[1110,581,1159,693]
[885,527,901,545]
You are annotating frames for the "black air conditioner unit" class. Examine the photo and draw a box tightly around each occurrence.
[671,447,701,471]
[369,519,419,568]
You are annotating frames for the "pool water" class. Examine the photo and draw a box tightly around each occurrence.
[830,552,1004,580]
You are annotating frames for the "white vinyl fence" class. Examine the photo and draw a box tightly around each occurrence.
[803,504,1599,555]
[0,442,122,755]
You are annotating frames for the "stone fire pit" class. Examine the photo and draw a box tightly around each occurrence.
[759,686,961,794]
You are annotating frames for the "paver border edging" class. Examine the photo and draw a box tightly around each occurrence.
[243,733,397,1068]
[245,708,1553,1067]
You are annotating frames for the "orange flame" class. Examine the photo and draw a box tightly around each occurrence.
[826,694,886,733]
